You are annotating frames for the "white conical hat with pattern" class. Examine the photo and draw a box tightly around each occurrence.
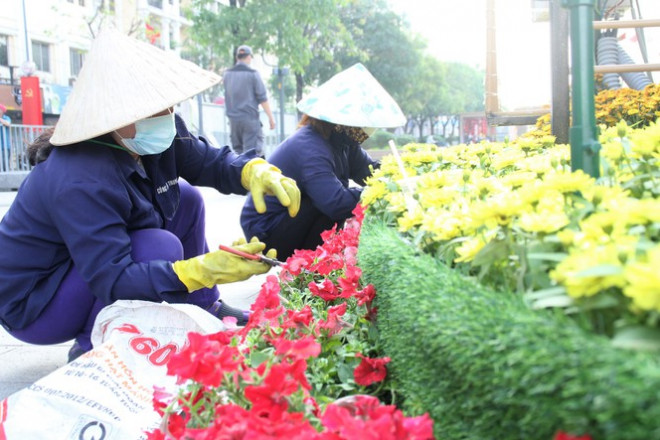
[51,25,220,145]
[296,63,405,128]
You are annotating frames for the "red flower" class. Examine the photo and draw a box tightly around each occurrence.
[144,429,166,440]
[309,278,341,302]
[343,245,359,267]
[352,203,366,223]
[251,275,282,311]
[356,283,377,306]
[554,431,592,440]
[145,23,161,44]
[166,332,242,386]
[282,249,316,277]
[337,265,362,298]
[247,275,285,330]
[244,363,298,412]
[318,302,348,336]
[151,386,171,417]
[353,353,391,387]
[321,395,434,440]
[364,303,379,322]
[281,305,314,330]
[311,251,345,276]
[273,335,321,361]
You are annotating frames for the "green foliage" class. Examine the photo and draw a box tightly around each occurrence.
[358,220,660,440]
[268,70,297,110]
[362,130,396,150]
[184,0,484,124]
[361,131,417,150]
[394,133,417,146]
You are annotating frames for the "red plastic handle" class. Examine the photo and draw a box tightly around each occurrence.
[218,244,282,266]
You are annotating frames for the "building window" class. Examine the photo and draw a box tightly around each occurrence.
[147,0,163,8]
[32,41,50,72]
[0,35,8,67]
[70,48,85,76]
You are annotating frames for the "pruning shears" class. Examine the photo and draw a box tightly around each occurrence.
[218,244,282,267]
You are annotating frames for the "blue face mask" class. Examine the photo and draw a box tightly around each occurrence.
[119,112,176,156]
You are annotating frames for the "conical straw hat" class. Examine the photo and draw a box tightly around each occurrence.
[51,26,220,145]
[296,63,405,128]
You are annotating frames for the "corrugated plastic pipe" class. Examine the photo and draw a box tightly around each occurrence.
[618,44,653,90]
[596,36,621,89]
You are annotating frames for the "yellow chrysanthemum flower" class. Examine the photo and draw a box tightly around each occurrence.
[500,171,539,189]
[454,234,491,263]
[422,209,466,241]
[551,244,629,298]
[575,216,627,251]
[469,191,527,227]
[360,179,388,207]
[518,210,569,234]
[581,184,629,208]
[542,169,595,194]
[397,205,424,232]
[491,149,526,171]
[624,245,660,312]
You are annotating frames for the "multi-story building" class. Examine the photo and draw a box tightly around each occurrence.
[0,0,195,117]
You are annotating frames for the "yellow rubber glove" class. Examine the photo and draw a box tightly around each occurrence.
[171,237,275,292]
[241,158,300,217]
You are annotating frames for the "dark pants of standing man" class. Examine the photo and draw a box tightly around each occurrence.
[229,118,264,155]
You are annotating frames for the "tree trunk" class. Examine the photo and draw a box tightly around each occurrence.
[296,72,305,120]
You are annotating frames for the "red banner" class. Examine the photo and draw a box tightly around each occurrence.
[20,76,43,125]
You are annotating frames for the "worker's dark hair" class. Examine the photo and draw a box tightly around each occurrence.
[27,127,55,166]
[297,114,335,139]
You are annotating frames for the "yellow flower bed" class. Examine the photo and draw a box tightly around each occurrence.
[529,83,660,137]
[362,121,660,347]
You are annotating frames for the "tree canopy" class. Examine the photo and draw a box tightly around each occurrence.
[184,0,484,137]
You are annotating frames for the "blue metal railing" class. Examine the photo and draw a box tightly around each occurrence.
[1,124,50,173]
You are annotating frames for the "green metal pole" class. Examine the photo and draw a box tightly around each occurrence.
[561,0,601,178]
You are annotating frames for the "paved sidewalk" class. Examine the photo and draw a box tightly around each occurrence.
[0,187,270,400]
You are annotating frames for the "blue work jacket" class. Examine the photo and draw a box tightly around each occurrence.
[0,115,252,330]
[240,124,377,240]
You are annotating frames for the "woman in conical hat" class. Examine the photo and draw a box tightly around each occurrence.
[240,63,405,259]
[0,26,300,361]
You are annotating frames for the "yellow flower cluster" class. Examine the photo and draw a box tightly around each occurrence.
[529,83,660,137]
[363,123,660,336]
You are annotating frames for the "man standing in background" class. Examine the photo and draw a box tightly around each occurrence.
[222,45,275,156]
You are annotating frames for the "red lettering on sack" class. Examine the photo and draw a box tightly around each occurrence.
[128,336,180,366]
[116,323,141,334]
[149,344,178,366]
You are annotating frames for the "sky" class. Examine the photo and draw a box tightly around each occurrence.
[386,0,660,111]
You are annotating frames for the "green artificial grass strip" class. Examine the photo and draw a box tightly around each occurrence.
[357,219,660,440]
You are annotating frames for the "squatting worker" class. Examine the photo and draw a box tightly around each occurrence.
[0,26,300,362]
[240,63,405,259]
[222,44,276,156]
